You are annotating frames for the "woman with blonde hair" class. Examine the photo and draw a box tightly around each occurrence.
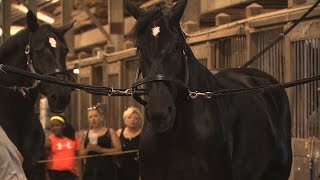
[116,106,143,180]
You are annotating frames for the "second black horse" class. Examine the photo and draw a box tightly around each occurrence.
[124,0,292,179]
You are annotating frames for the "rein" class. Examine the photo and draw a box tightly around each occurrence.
[1,63,320,99]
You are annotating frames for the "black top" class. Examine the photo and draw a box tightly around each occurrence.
[83,129,116,180]
[118,129,140,180]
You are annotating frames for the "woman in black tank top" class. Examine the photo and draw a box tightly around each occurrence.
[80,105,122,180]
[117,107,143,180]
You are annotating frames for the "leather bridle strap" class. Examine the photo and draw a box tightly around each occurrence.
[131,74,188,90]
[131,73,189,106]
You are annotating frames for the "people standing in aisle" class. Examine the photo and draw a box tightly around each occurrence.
[116,106,143,180]
[80,104,121,180]
[45,115,81,180]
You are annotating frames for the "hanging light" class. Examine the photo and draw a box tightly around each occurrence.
[73,64,80,74]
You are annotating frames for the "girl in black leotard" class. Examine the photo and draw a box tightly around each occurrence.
[116,107,143,180]
[80,105,122,180]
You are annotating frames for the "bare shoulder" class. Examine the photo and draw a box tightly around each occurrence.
[109,128,116,134]
[116,128,122,137]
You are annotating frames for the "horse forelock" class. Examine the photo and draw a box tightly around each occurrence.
[130,4,173,41]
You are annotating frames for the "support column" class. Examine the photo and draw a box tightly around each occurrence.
[62,0,75,57]
[215,13,231,26]
[245,3,263,61]
[0,0,11,43]
[181,0,200,33]
[108,0,124,51]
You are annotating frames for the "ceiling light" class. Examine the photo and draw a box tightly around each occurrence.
[12,4,55,24]
[73,68,80,75]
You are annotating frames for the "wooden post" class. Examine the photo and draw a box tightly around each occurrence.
[181,0,200,33]
[62,0,75,58]
[246,3,263,18]
[215,13,231,26]
[245,3,263,65]
[0,0,11,43]
[108,0,124,51]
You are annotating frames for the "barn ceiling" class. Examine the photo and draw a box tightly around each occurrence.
[9,0,288,33]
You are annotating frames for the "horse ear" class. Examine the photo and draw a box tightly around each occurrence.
[171,0,188,22]
[26,10,39,32]
[123,0,141,20]
[57,21,75,36]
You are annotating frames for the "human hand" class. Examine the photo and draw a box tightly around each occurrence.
[86,143,97,152]
[87,143,104,153]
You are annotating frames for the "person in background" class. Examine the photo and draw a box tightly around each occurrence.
[80,104,121,180]
[0,125,27,180]
[45,115,81,180]
[116,106,143,180]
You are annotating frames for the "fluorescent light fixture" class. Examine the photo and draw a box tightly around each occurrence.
[12,4,55,24]
[0,26,25,36]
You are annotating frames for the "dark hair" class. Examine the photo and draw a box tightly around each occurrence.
[63,122,76,140]
[51,115,76,140]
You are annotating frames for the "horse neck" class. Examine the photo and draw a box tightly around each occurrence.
[0,30,34,86]
[0,30,29,68]
[186,51,217,90]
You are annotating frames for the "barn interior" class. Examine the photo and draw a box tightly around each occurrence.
[0,0,319,179]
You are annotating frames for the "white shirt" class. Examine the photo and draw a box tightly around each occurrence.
[0,126,27,180]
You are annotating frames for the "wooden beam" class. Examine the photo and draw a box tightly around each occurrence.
[201,0,254,14]
[62,0,75,57]
[0,0,11,43]
[79,0,111,44]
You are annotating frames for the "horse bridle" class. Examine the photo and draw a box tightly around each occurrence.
[0,32,74,97]
[131,26,190,106]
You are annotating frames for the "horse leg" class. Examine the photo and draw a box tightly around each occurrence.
[231,98,275,180]
[261,94,292,180]
[30,116,46,180]
[21,115,45,180]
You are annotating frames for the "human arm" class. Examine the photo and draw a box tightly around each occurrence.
[116,128,122,137]
[44,136,51,150]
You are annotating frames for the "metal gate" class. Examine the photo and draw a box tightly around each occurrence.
[292,39,320,139]
[215,35,246,69]
[251,28,285,82]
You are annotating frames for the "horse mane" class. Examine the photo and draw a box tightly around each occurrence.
[0,29,30,63]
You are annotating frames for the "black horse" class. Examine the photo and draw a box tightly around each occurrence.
[0,11,73,179]
[124,0,292,179]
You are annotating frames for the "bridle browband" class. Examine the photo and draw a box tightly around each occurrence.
[131,23,190,106]
[0,32,74,97]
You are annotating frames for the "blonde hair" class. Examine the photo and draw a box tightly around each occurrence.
[123,106,143,121]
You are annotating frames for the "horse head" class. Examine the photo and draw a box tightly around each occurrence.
[25,10,74,113]
[124,0,189,134]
